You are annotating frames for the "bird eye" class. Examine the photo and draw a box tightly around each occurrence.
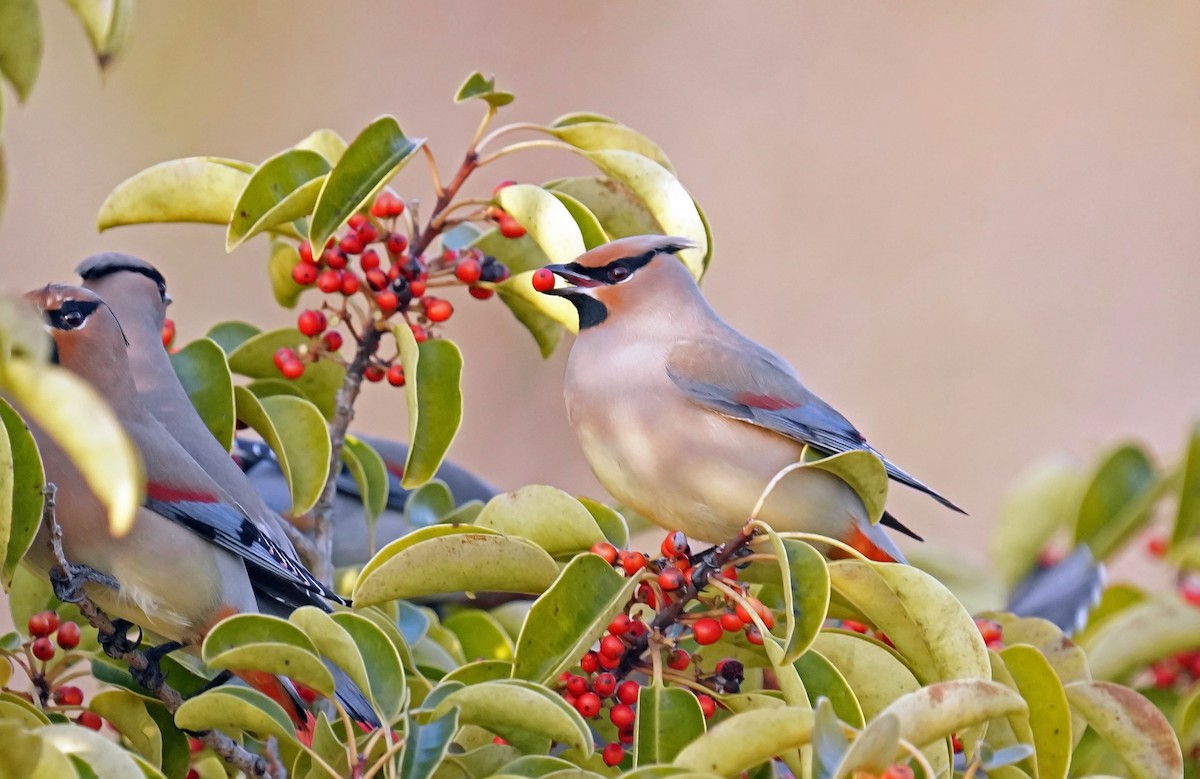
[61,310,85,329]
[607,265,631,283]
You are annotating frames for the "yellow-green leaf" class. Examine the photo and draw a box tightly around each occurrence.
[495,272,577,351]
[233,387,329,515]
[544,120,673,171]
[63,0,132,69]
[393,324,463,488]
[443,610,514,662]
[98,157,252,231]
[432,679,591,754]
[475,485,605,558]
[0,0,41,101]
[227,149,330,250]
[39,722,146,778]
[455,72,514,108]
[673,706,814,776]
[991,459,1084,587]
[1172,422,1200,550]
[89,689,163,767]
[1001,644,1072,779]
[201,613,334,697]
[266,240,307,309]
[0,398,43,588]
[494,184,587,264]
[1064,681,1183,779]
[329,610,406,723]
[879,680,1028,754]
[545,176,661,241]
[227,326,343,418]
[1081,597,1200,682]
[294,129,347,165]
[342,434,389,524]
[288,606,372,713]
[168,338,234,452]
[799,447,889,526]
[635,683,706,766]
[1073,444,1162,560]
[811,632,921,722]
[174,687,297,743]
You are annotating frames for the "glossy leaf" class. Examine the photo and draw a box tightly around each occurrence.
[495,273,574,354]
[0,691,49,726]
[543,121,673,171]
[1082,597,1200,681]
[551,191,609,250]
[577,497,628,549]
[634,683,706,766]
[400,708,458,779]
[511,553,641,683]
[793,650,863,728]
[674,706,814,776]
[63,0,132,69]
[833,711,898,777]
[764,532,830,662]
[98,157,251,231]
[227,148,330,250]
[309,116,425,251]
[0,398,43,588]
[342,434,388,526]
[233,387,330,515]
[1172,422,1200,549]
[992,459,1085,587]
[404,480,455,528]
[227,326,344,418]
[168,338,235,451]
[329,611,406,723]
[40,723,147,778]
[0,0,41,101]
[432,679,591,754]
[443,610,514,662]
[1065,681,1183,779]
[288,606,372,715]
[353,526,558,606]
[0,359,141,536]
[475,485,605,557]
[204,320,260,355]
[494,184,588,264]
[294,128,347,165]
[89,690,162,767]
[879,680,1027,754]
[796,447,888,526]
[811,632,921,722]
[201,613,334,697]
[827,560,990,685]
[393,323,463,488]
[545,177,661,240]
[174,686,296,743]
[266,240,306,309]
[578,150,707,279]
[1073,444,1161,559]
[1001,644,1072,779]
[455,71,514,107]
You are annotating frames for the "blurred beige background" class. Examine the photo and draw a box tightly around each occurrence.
[2,1,1197,588]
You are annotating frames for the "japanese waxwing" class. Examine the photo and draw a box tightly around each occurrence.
[22,284,376,727]
[75,253,298,554]
[542,235,964,563]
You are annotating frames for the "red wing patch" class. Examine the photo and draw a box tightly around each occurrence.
[732,392,800,411]
[831,526,899,564]
[146,483,219,504]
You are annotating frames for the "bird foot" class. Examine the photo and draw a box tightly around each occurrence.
[195,669,234,696]
[49,563,119,604]
[100,619,142,659]
[130,640,184,691]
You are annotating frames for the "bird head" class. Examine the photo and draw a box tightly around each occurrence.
[24,285,130,371]
[541,235,697,329]
[76,253,171,323]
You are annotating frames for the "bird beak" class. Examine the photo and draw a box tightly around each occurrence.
[542,264,600,295]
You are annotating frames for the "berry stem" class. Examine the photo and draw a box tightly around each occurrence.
[476,139,577,167]
[475,121,546,155]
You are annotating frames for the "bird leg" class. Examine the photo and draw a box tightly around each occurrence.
[129,640,185,691]
[49,561,120,604]
[194,669,235,695]
[99,619,142,658]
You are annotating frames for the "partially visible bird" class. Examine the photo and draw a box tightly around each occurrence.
[542,235,964,563]
[21,284,375,727]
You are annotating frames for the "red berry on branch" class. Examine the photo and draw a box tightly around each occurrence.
[76,711,104,731]
[602,742,625,767]
[841,619,869,634]
[44,612,60,634]
[1147,535,1168,557]
[370,197,389,218]
[409,277,427,298]
[692,618,723,646]
[576,692,601,718]
[386,364,406,387]
[385,232,408,255]
[376,291,399,315]
[364,364,385,383]
[566,675,588,697]
[340,272,361,296]
[626,620,647,639]
[410,324,428,343]
[424,298,454,323]
[32,637,55,661]
[618,726,635,744]
[348,214,368,231]
[881,765,915,779]
[580,652,599,674]
[322,331,343,352]
[745,625,764,645]
[388,197,405,217]
[658,568,685,592]
[56,621,81,650]
[590,541,619,565]
[697,694,717,719]
[667,648,690,670]
[498,213,527,239]
[366,268,389,292]
[594,672,617,697]
[297,310,327,337]
[356,223,379,244]
[53,686,84,706]
[280,359,305,380]
[531,268,556,293]
[28,613,51,638]
[599,635,625,660]
[161,318,176,349]
[339,234,364,255]
[324,249,348,270]
[298,241,314,264]
[661,530,689,559]
[316,269,341,293]
[273,347,295,370]
[975,619,1002,645]
[360,249,382,271]
[610,703,635,729]
[292,262,318,286]
[468,285,494,300]
[720,612,744,632]
[616,680,639,705]
[608,614,633,636]
[455,258,482,284]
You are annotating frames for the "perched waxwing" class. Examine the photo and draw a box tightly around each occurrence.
[22,284,376,727]
[76,253,296,553]
[543,235,964,563]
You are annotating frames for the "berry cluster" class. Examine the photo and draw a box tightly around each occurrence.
[13,611,102,729]
[487,180,528,239]
[275,190,518,384]
[1148,649,1200,690]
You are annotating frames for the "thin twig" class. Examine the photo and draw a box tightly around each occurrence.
[41,485,273,778]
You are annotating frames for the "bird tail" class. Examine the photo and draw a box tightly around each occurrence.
[836,523,907,564]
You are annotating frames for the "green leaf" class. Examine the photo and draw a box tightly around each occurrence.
[63,0,132,69]
[797,448,889,526]
[578,497,628,549]
[288,606,373,715]
[227,149,331,250]
[432,679,591,754]
[227,327,344,418]
[443,610,515,662]
[309,116,425,251]
[1081,597,1200,682]
[472,223,550,275]
[342,433,389,525]
[1001,645,1072,779]
[760,532,830,663]
[89,690,163,767]
[174,686,297,743]
[168,338,235,451]
[0,0,41,101]
[635,683,706,766]
[495,275,572,356]
[329,611,406,723]
[97,157,252,231]
[201,613,335,697]
[578,150,707,279]
[1172,422,1200,550]
[511,553,641,683]
[40,723,147,778]
[442,659,513,686]
[673,706,814,776]
[0,358,142,536]
[266,240,307,309]
[205,320,260,355]
[404,479,455,528]
[1073,443,1162,559]
[878,680,1028,754]
[811,632,921,722]
[550,191,609,250]
[832,711,897,778]
[992,458,1085,588]
[494,184,587,264]
[400,708,458,779]
[0,398,43,589]
[545,177,662,240]
[1065,681,1183,779]
[353,525,559,606]
[392,324,463,488]
[454,72,514,108]
[475,485,605,558]
[0,691,50,726]
[793,650,863,728]
[543,121,673,171]
[233,387,330,514]
[294,128,347,165]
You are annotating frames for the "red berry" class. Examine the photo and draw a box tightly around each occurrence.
[720,612,744,632]
[1147,535,1168,557]
[323,249,348,270]
[280,359,305,380]
[531,267,556,293]
[455,258,483,284]
[594,672,616,697]
[187,770,200,779]
[273,347,295,370]
[424,297,453,323]
[580,652,599,674]
[1182,581,1200,607]
[340,272,361,296]
[189,737,204,753]
[360,249,382,271]
[599,635,625,660]
[621,551,647,575]
[56,621,81,650]
[348,214,369,231]
[608,614,633,636]
[598,652,620,669]
[841,619,869,634]
[566,675,588,697]
[498,213,527,239]
[316,269,341,293]
[602,742,625,767]
[610,703,635,729]
[626,620,647,639]
[692,618,723,646]
[637,582,658,608]
[32,637,55,661]
[292,262,318,286]
[386,364,406,387]
[370,197,390,218]
[161,318,176,349]
[364,364,385,383]
[662,530,689,559]
[1152,663,1178,688]
[881,765,915,779]
[975,619,1002,645]
[720,565,739,581]
[658,568,685,592]
[339,234,364,255]
[409,324,428,343]
[409,277,427,297]
[385,232,408,255]
[298,241,314,264]
[697,693,717,718]
[43,612,59,633]
[745,625,764,645]
[321,331,343,351]
[616,680,639,705]
[667,648,690,670]
[297,309,327,337]
[28,613,51,638]
[388,198,405,217]
[356,223,379,244]
[376,290,399,315]
[76,711,103,731]
[590,541,619,565]
[576,692,601,718]
[53,685,84,706]
[365,268,389,292]
[468,285,495,300]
